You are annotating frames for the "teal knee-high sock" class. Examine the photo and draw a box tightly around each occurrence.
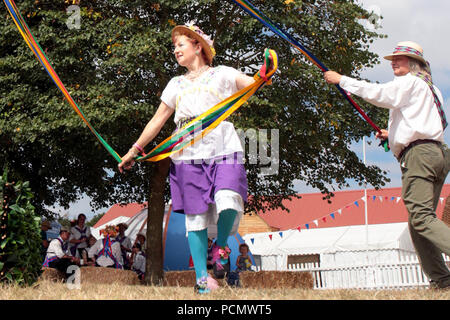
[187,229,208,282]
[216,209,238,248]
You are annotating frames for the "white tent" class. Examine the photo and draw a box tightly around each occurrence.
[243,222,416,270]
[91,216,131,240]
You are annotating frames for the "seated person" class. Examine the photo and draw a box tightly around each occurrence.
[136,232,147,252]
[84,235,97,266]
[236,243,253,272]
[88,225,123,269]
[130,243,146,280]
[43,226,80,278]
[69,213,91,265]
[116,223,132,269]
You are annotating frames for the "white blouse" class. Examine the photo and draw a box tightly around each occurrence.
[339,73,445,158]
[161,66,244,161]
[88,238,123,268]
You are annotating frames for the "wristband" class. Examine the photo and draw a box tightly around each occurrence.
[132,143,146,156]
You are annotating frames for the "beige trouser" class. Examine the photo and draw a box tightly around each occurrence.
[400,142,450,288]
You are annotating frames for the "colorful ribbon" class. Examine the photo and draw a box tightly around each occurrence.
[231,0,385,138]
[4,0,277,162]
[3,0,123,163]
[138,49,278,162]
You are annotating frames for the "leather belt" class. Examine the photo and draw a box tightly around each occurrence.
[397,139,442,160]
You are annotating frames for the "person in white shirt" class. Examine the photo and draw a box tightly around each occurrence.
[88,225,123,269]
[69,213,91,264]
[324,41,450,290]
[116,223,132,269]
[130,243,146,281]
[117,23,273,294]
[43,227,80,277]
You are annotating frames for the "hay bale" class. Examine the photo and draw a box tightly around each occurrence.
[40,267,314,289]
[239,271,314,289]
[442,195,450,227]
[164,270,197,287]
[79,266,141,285]
[39,266,142,285]
[163,270,227,287]
[40,267,65,282]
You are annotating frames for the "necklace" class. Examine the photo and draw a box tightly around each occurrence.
[185,65,210,80]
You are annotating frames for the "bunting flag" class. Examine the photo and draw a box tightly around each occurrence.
[251,193,448,245]
[4,0,278,163]
[231,0,386,145]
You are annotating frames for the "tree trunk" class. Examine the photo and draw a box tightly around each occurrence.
[144,158,170,286]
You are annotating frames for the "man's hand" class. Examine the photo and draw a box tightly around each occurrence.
[324,71,342,85]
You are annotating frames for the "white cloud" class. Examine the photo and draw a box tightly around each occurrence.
[359,0,450,91]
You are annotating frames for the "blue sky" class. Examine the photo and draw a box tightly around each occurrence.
[50,0,450,219]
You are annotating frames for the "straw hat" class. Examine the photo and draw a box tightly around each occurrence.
[384,41,427,65]
[59,226,70,234]
[171,22,216,65]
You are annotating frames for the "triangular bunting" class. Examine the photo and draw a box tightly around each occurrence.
[279,232,283,238]
[269,234,273,240]
[354,201,359,207]
[251,238,254,244]
[330,213,335,219]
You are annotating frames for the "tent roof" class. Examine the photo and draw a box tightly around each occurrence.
[255,185,450,231]
[243,222,415,256]
[93,202,147,229]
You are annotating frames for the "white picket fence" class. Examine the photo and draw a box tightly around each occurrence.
[255,255,450,290]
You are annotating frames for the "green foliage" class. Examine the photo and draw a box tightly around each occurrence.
[86,212,105,227]
[0,0,389,217]
[0,168,42,285]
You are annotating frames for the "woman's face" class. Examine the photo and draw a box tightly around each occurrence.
[173,35,201,67]
[391,56,410,76]
[78,215,86,225]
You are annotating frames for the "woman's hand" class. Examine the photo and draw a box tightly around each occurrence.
[118,147,139,173]
[324,71,342,85]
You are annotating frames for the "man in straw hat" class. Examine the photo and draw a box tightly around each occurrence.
[324,41,450,290]
[43,226,80,278]
[118,22,275,293]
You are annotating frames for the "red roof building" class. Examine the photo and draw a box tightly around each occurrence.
[255,184,450,232]
[93,202,147,229]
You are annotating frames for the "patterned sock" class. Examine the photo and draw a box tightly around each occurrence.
[187,229,209,292]
[216,209,237,263]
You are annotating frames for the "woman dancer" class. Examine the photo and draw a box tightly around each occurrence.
[119,23,273,293]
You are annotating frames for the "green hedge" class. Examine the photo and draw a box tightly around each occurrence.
[0,169,42,285]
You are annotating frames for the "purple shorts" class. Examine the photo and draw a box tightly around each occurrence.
[169,153,248,215]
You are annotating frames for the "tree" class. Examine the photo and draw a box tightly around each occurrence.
[86,212,105,227]
[0,0,389,283]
